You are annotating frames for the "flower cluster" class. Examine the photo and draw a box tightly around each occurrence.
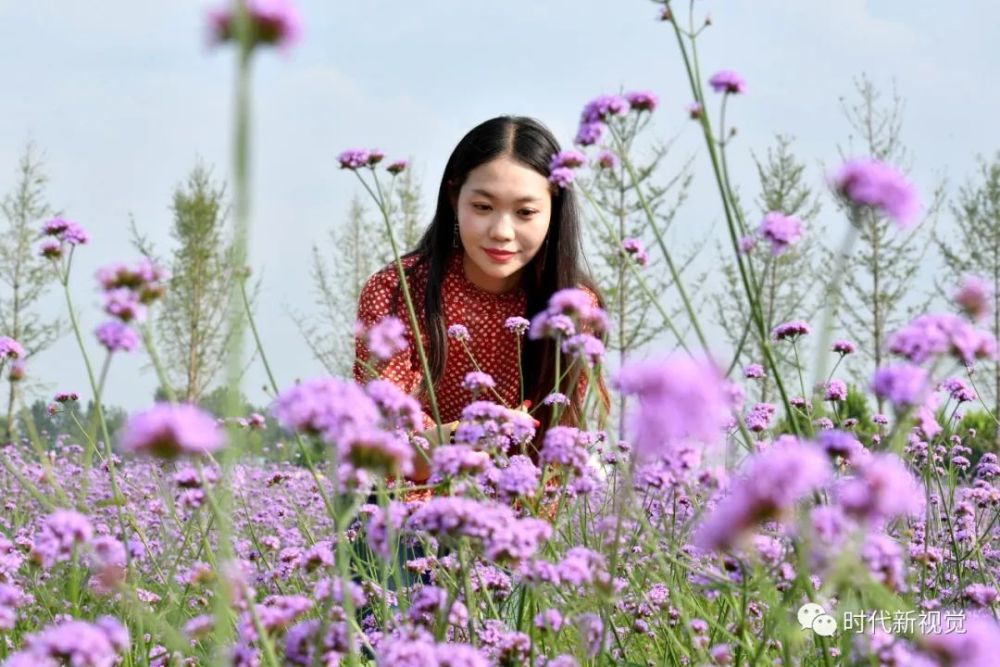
[574,89,658,146]
[272,377,415,476]
[407,496,552,563]
[622,237,649,266]
[757,211,804,255]
[39,217,90,260]
[362,315,408,362]
[708,70,747,94]
[548,149,587,188]
[207,0,302,51]
[887,313,996,366]
[614,354,732,461]
[120,403,224,459]
[453,401,536,454]
[833,158,920,229]
[771,319,811,341]
[337,147,407,173]
[528,288,607,341]
[696,439,830,551]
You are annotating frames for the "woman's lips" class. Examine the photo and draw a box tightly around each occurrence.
[484,249,516,262]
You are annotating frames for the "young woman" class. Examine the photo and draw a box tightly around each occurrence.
[354,116,611,483]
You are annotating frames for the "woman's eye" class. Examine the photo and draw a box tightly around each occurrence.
[472,203,491,211]
[519,209,538,217]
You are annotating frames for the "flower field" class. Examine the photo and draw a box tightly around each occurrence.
[2,1,1000,666]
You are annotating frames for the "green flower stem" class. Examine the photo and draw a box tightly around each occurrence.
[239,278,343,522]
[354,171,445,442]
[140,323,177,403]
[77,353,112,506]
[662,8,801,434]
[59,271,139,570]
[575,182,690,353]
[607,123,709,351]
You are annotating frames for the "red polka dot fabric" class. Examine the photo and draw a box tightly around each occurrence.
[353,250,596,430]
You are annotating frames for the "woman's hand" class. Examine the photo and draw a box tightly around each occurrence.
[408,420,459,483]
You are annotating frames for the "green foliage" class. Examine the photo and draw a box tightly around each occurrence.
[937,153,1000,417]
[955,409,999,460]
[5,398,129,447]
[134,161,246,403]
[295,166,425,376]
[714,135,823,403]
[0,144,65,437]
[833,76,943,399]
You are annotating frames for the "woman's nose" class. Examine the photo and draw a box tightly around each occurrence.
[489,213,515,240]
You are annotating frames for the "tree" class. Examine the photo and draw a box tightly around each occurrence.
[833,75,943,408]
[135,162,243,402]
[0,144,64,438]
[577,115,704,440]
[295,166,425,375]
[938,153,1000,419]
[713,135,823,403]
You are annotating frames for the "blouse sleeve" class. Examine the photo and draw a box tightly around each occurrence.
[354,270,436,430]
[573,286,603,406]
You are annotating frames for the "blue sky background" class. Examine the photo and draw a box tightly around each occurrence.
[2,1,998,411]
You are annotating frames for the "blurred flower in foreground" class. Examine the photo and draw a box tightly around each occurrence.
[121,403,224,458]
[695,439,830,551]
[832,158,920,229]
[614,355,731,461]
[954,275,992,323]
[758,211,804,255]
[208,0,302,51]
[708,70,746,94]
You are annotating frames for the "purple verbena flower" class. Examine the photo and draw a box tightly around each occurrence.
[745,403,776,432]
[833,158,920,229]
[503,317,530,336]
[613,355,731,462]
[824,379,848,402]
[771,320,811,341]
[596,150,619,170]
[837,453,924,523]
[447,324,470,341]
[0,337,25,360]
[365,315,408,361]
[743,364,765,379]
[954,275,992,323]
[208,0,303,51]
[386,159,409,175]
[695,439,830,551]
[574,121,604,146]
[622,237,649,266]
[549,167,575,189]
[580,94,629,124]
[832,339,856,355]
[871,363,929,410]
[758,212,804,255]
[95,321,139,353]
[549,150,586,170]
[888,313,996,365]
[709,70,747,94]
[121,403,224,458]
[463,371,496,394]
[337,148,371,170]
[625,90,659,112]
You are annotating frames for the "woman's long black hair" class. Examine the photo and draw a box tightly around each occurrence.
[389,116,610,448]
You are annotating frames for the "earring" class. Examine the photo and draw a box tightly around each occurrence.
[453,218,459,248]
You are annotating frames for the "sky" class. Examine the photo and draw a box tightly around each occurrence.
[1,0,998,412]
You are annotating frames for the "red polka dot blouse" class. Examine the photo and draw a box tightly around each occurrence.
[353,250,596,429]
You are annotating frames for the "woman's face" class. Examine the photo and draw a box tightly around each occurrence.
[455,155,553,294]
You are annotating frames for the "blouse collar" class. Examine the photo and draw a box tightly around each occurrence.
[446,250,526,304]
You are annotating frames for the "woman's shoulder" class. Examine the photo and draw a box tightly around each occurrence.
[360,255,425,295]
